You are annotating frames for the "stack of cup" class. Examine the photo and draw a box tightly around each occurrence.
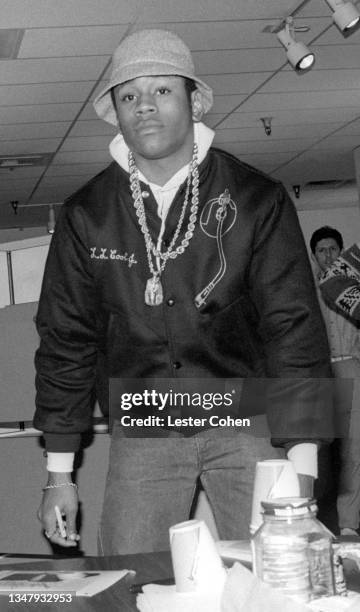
[250,459,300,534]
[169,519,227,593]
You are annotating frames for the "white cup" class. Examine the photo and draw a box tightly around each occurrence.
[169,519,227,593]
[250,459,300,534]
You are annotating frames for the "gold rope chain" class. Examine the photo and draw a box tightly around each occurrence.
[128,144,199,280]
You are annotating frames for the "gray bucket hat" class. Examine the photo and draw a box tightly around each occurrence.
[93,29,213,126]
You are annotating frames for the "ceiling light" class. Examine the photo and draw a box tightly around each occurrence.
[47,205,56,235]
[325,0,360,32]
[277,17,315,72]
[260,117,272,136]
[10,201,62,230]
[10,201,19,215]
[293,185,301,199]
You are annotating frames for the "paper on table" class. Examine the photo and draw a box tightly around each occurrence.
[0,569,132,597]
[137,583,221,612]
[221,562,309,612]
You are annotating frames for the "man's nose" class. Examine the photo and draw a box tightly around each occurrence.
[324,250,335,263]
[135,94,156,115]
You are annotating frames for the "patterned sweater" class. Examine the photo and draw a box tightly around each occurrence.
[320,243,360,323]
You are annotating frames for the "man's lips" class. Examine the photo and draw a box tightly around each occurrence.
[135,122,162,133]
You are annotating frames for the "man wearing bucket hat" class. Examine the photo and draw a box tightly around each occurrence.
[34,29,332,553]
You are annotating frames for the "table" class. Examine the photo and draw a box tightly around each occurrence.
[0,552,172,611]
[0,548,358,612]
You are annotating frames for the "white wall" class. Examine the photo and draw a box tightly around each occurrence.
[0,228,47,244]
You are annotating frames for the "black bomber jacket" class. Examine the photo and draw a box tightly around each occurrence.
[33,148,333,452]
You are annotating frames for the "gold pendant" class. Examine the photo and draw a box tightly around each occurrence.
[145,276,163,306]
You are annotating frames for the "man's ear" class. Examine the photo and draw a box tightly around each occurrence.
[310,252,318,267]
[110,87,121,132]
[191,90,205,122]
[310,252,321,276]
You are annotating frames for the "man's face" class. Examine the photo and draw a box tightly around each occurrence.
[112,75,200,166]
[313,238,341,272]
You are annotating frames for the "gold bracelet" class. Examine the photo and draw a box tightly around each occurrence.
[43,482,78,491]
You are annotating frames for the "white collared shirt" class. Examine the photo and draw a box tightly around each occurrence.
[110,121,214,216]
[110,122,214,261]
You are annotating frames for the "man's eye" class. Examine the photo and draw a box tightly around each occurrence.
[157,87,170,95]
[122,94,136,102]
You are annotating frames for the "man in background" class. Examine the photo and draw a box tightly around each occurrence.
[311,226,360,536]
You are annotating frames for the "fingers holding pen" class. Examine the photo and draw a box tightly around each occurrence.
[45,505,80,546]
[43,507,80,547]
[39,482,80,547]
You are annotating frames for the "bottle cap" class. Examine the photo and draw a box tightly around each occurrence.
[261,497,318,517]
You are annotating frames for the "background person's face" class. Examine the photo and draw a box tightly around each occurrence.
[113,75,195,166]
[314,238,341,272]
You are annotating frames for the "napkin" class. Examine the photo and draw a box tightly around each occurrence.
[137,583,222,612]
[136,565,360,612]
[221,563,360,612]
[136,564,305,612]
[137,559,360,612]
[221,563,309,612]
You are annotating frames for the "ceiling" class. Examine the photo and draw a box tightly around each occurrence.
[1,0,360,230]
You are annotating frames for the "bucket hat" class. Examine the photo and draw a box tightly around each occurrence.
[93,29,213,126]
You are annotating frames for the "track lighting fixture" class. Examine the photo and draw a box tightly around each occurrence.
[293,185,301,199]
[10,202,61,233]
[324,0,360,33]
[10,200,19,215]
[47,204,56,234]
[260,117,272,136]
[277,17,315,72]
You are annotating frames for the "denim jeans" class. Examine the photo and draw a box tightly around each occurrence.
[98,423,283,554]
[333,358,360,530]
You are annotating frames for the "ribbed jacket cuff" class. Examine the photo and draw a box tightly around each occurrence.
[43,433,81,452]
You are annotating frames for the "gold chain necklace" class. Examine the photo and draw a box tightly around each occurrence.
[129,144,199,306]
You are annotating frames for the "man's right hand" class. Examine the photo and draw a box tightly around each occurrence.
[38,472,80,547]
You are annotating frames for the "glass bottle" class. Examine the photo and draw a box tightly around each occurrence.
[251,497,334,603]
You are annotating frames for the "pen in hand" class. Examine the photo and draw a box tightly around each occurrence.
[54,505,67,538]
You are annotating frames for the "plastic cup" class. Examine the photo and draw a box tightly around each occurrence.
[169,519,226,593]
[250,459,300,534]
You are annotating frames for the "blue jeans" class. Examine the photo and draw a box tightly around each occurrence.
[333,358,360,530]
[98,423,283,555]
